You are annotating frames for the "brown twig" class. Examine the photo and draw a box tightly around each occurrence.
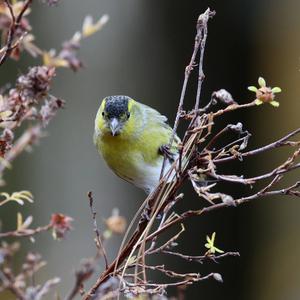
[161,250,240,263]
[194,9,215,111]
[0,126,43,174]
[144,181,300,243]
[213,127,300,163]
[87,191,109,269]
[160,8,215,179]
[1,268,26,300]
[64,192,114,300]
[0,0,33,66]
[64,258,96,300]
[0,223,51,238]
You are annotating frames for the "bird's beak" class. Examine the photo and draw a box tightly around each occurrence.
[109,118,120,136]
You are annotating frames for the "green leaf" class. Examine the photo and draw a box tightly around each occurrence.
[205,243,211,249]
[211,232,216,243]
[270,101,280,107]
[258,77,266,87]
[255,99,263,105]
[214,247,225,254]
[247,86,258,92]
[272,87,282,93]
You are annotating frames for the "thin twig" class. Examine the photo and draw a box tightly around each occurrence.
[87,191,108,269]
[144,182,300,243]
[160,8,215,179]
[194,8,215,110]
[214,127,300,163]
[1,269,26,300]
[0,0,33,66]
[0,224,51,238]
[0,126,43,174]
[162,250,240,263]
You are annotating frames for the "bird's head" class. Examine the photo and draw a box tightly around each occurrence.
[98,95,133,136]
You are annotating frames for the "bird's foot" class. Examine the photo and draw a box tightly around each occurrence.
[159,144,175,162]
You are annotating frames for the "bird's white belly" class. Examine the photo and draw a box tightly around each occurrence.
[129,157,174,194]
[133,163,161,193]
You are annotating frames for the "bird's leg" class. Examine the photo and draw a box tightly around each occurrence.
[159,144,175,162]
[140,189,161,222]
[141,202,151,222]
[140,203,162,221]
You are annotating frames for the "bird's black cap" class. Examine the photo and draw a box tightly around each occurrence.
[104,95,130,119]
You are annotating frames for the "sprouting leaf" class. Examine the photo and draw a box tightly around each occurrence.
[270,100,280,107]
[258,76,266,87]
[272,87,282,93]
[255,99,263,105]
[17,212,33,231]
[126,255,137,266]
[248,77,281,107]
[0,110,12,120]
[0,190,34,206]
[17,212,23,230]
[43,51,69,68]
[82,14,109,38]
[247,86,257,92]
[205,232,224,254]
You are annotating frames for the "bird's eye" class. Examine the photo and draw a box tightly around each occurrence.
[102,112,105,117]
[127,112,130,119]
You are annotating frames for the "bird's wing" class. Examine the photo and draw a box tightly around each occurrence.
[139,102,170,128]
[140,102,181,149]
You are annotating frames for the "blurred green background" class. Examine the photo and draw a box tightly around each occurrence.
[1,0,300,299]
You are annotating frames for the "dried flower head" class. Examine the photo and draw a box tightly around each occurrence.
[50,213,73,240]
[17,66,56,98]
[40,97,65,126]
[105,209,127,235]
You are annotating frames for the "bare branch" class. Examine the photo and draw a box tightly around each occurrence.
[214,127,300,163]
[0,0,33,66]
[87,191,109,269]
[0,224,51,238]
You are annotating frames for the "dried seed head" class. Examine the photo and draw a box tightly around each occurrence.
[50,213,73,240]
[105,215,127,235]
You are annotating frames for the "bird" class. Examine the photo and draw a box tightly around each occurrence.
[94,95,180,194]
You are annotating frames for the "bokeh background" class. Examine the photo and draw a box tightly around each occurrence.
[1,0,300,299]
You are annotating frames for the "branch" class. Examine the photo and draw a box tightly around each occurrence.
[1,269,26,300]
[0,0,33,66]
[64,258,96,300]
[0,126,42,174]
[145,181,300,242]
[213,127,300,163]
[87,191,108,269]
[194,8,215,110]
[160,8,215,178]
[161,250,240,263]
[0,223,51,238]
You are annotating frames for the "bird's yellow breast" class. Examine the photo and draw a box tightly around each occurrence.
[95,125,169,183]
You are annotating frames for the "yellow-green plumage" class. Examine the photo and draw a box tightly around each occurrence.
[94,96,179,193]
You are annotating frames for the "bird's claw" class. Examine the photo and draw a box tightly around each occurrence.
[159,144,175,162]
